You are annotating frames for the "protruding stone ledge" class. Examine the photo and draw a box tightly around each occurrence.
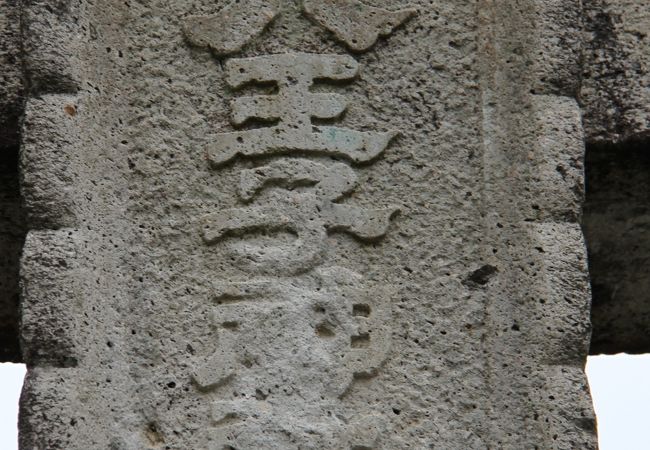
[527,222,592,366]
[19,367,80,450]
[21,94,80,229]
[530,0,583,97]
[477,1,596,447]
[21,230,81,367]
[528,95,585,223]
[21,0,82,95]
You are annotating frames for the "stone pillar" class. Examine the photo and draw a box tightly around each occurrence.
[15,1,596,449]
[478,2,595,447]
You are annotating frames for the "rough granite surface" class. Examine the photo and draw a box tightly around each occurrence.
[0,0,23,149]
[2,0,600,449]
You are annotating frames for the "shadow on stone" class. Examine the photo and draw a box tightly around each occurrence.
[584,139,650,354]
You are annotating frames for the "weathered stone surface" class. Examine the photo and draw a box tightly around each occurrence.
[529,0,584,97]
[0,0,23,150]
[183,0,280,56]
[206,53,397,167]
[20,231,81,367]
[21,95,80,229]
[477,2,595,447]
[15,0,597,448]
[581,0,650,144]
[21,0,82,95]
[302,0,417,52]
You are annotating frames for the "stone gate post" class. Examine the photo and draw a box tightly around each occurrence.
[9,1,596,448]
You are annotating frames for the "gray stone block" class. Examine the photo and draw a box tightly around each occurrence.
[5,0,622,448]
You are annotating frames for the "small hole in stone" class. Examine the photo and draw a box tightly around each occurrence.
[316,322,335,338]
[223,321,239,330]
[353,304,371,317]
[351,334,370,348]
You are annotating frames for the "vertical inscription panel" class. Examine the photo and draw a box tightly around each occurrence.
[123,1,486,449]
[16,0,595,448]
[195,50,399,449]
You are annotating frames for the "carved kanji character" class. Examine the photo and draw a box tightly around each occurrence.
[201,159,398,274]
[207,53,398,167]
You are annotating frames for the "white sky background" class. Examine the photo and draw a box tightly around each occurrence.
[0,363,25,450]
[586,354,650,450]
[1,356,649,449]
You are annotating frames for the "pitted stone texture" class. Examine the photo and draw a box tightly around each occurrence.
[21,0,83,94]
[20,368,79,450]
[192,267,392,447]
[21,96,80,229]
[17,0,596,448]
[183,0,280,56]
[0,0,23,149]
[529,0,583,97]
[205,402,383,449]
[238,159,357,202]
[581,0,650,144]
[528,95,586,223]
[208,53,397,167]
[477,1,596,448]
[19,1,137,448]
[20,231,81,367]
[195,45,401,443]
[118,2,491,447]
[202,159,398,275]
[302,0,417,52]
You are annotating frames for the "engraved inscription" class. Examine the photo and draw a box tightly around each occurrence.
[193,268,391,448]
[183,1,416,56]
[303,0,417,52]
[202,159,398,274]
[207,53,397,167]
[193,51,400,448]
[183,0,280,56]
[206,401,384,449]
[193,267,392,396]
